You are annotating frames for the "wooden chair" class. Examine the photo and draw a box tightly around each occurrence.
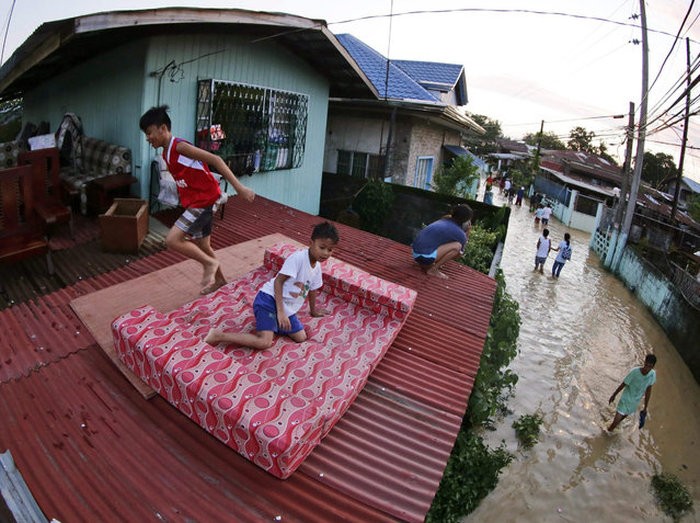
[0,164,53,275]
[19,148,73,238]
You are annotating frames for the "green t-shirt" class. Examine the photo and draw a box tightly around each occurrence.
[617,367,656,415]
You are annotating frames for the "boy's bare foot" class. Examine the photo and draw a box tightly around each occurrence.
[201,278,227,295]
[427,267,449,279]
[204,328,224,345]
[201,260,220,287]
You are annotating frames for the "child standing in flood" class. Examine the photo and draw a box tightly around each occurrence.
[139,105,255,294]
[534,228,551,274]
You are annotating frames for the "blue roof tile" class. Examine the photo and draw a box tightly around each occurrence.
[336,34,440,102]
[393,60,463,89]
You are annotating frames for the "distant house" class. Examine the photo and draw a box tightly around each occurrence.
[490,138,531,173]
[323,34,484,192]
[659,176,700,210]
[536,149,622,233]
[0,8,376,215]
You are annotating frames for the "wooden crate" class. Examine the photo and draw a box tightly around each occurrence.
[99,198,148,253]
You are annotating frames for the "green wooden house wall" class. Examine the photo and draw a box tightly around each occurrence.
[23,32,331,215]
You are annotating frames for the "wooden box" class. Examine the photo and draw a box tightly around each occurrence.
[99,198,148,253]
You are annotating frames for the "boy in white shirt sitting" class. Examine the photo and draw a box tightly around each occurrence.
[205,222,339,349]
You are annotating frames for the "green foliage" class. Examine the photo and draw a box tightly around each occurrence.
[687,194,700,223]
[432,155,479,198]
[461,224,498,274]
[567,126,596,153]
[463,114,504,157]
[507,168,533,191]
[426,429,513,523]
[353,178,395,234]
[651,473,694,522]
[642,151,678,188]
[428,244,522,522]
[523,131,565,150]
[465,270,521,427]
[512,413,543,449]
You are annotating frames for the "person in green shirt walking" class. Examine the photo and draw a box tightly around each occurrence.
[607,354,657,432]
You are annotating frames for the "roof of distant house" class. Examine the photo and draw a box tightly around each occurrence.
[336,34,468,105]
[682,176,700,194]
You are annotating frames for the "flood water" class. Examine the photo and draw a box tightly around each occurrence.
[464,193,700,522]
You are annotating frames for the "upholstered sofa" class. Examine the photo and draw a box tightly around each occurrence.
[0,140,22,168]
[60,136,133,214]
[112,243,416,479]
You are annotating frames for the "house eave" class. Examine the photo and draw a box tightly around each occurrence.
[329,98,485,135]
[0,7,377,101]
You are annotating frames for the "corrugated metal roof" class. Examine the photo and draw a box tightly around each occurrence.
[0,195,495,522]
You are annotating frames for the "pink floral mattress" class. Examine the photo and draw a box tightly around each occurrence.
[112,243,416,479]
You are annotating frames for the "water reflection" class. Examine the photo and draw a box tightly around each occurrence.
[464,196,700,522]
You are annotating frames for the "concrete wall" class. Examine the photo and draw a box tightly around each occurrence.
[551,189,602,234]
[323,114,387,173]
[612,242,700,382]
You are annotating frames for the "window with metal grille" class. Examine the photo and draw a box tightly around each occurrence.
[336,150,385,179]
[414,156,434,190]
[196,79,308,175]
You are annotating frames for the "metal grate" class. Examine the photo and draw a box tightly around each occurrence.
[196,79,308,176]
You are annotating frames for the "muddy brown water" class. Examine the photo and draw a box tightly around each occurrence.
[464,195,700,522]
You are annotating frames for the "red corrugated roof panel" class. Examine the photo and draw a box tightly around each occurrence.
[0,196,495,522]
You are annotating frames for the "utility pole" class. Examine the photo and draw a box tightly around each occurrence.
[671,37,691,219]
[621,0,649,241]
[534,119,544,170]
[613,0,648,270]
[615,101,636,226]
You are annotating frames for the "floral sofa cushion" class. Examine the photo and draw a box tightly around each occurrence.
[0,141,23,169]
[60,136,132,213]
[112,243,416,479]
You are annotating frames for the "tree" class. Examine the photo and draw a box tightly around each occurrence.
[641,151,677,188]
[596,141,617,166]
[432,155,479,198]
[567,126,596,152]
[463,114,504,157]
[523,131,565,150]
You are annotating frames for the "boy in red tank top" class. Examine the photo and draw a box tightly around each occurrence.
[139,105,255,294]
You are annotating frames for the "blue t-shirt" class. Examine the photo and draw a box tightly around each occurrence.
[412,218,467,255]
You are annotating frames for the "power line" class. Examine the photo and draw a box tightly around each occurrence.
[646,0,695,96]
[330,8,700,45]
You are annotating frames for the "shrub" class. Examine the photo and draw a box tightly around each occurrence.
[651,473,694,522]
[512,413,543,449]
[426,429,513,523]
[461,224,499,275]
[354,178,395,234]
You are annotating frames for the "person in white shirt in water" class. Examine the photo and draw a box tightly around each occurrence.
[534,228,552,274]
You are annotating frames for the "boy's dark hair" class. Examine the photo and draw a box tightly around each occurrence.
[645,354,657,366]
[312,221,339,243]
[450,204,473,225]
[139,105,171,132]
[543,228,550,237]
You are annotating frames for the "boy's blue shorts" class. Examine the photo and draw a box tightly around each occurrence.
[412,248,437,266]
[253,292,303,334]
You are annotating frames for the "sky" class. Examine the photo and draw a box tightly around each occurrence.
[2,0,700,182]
